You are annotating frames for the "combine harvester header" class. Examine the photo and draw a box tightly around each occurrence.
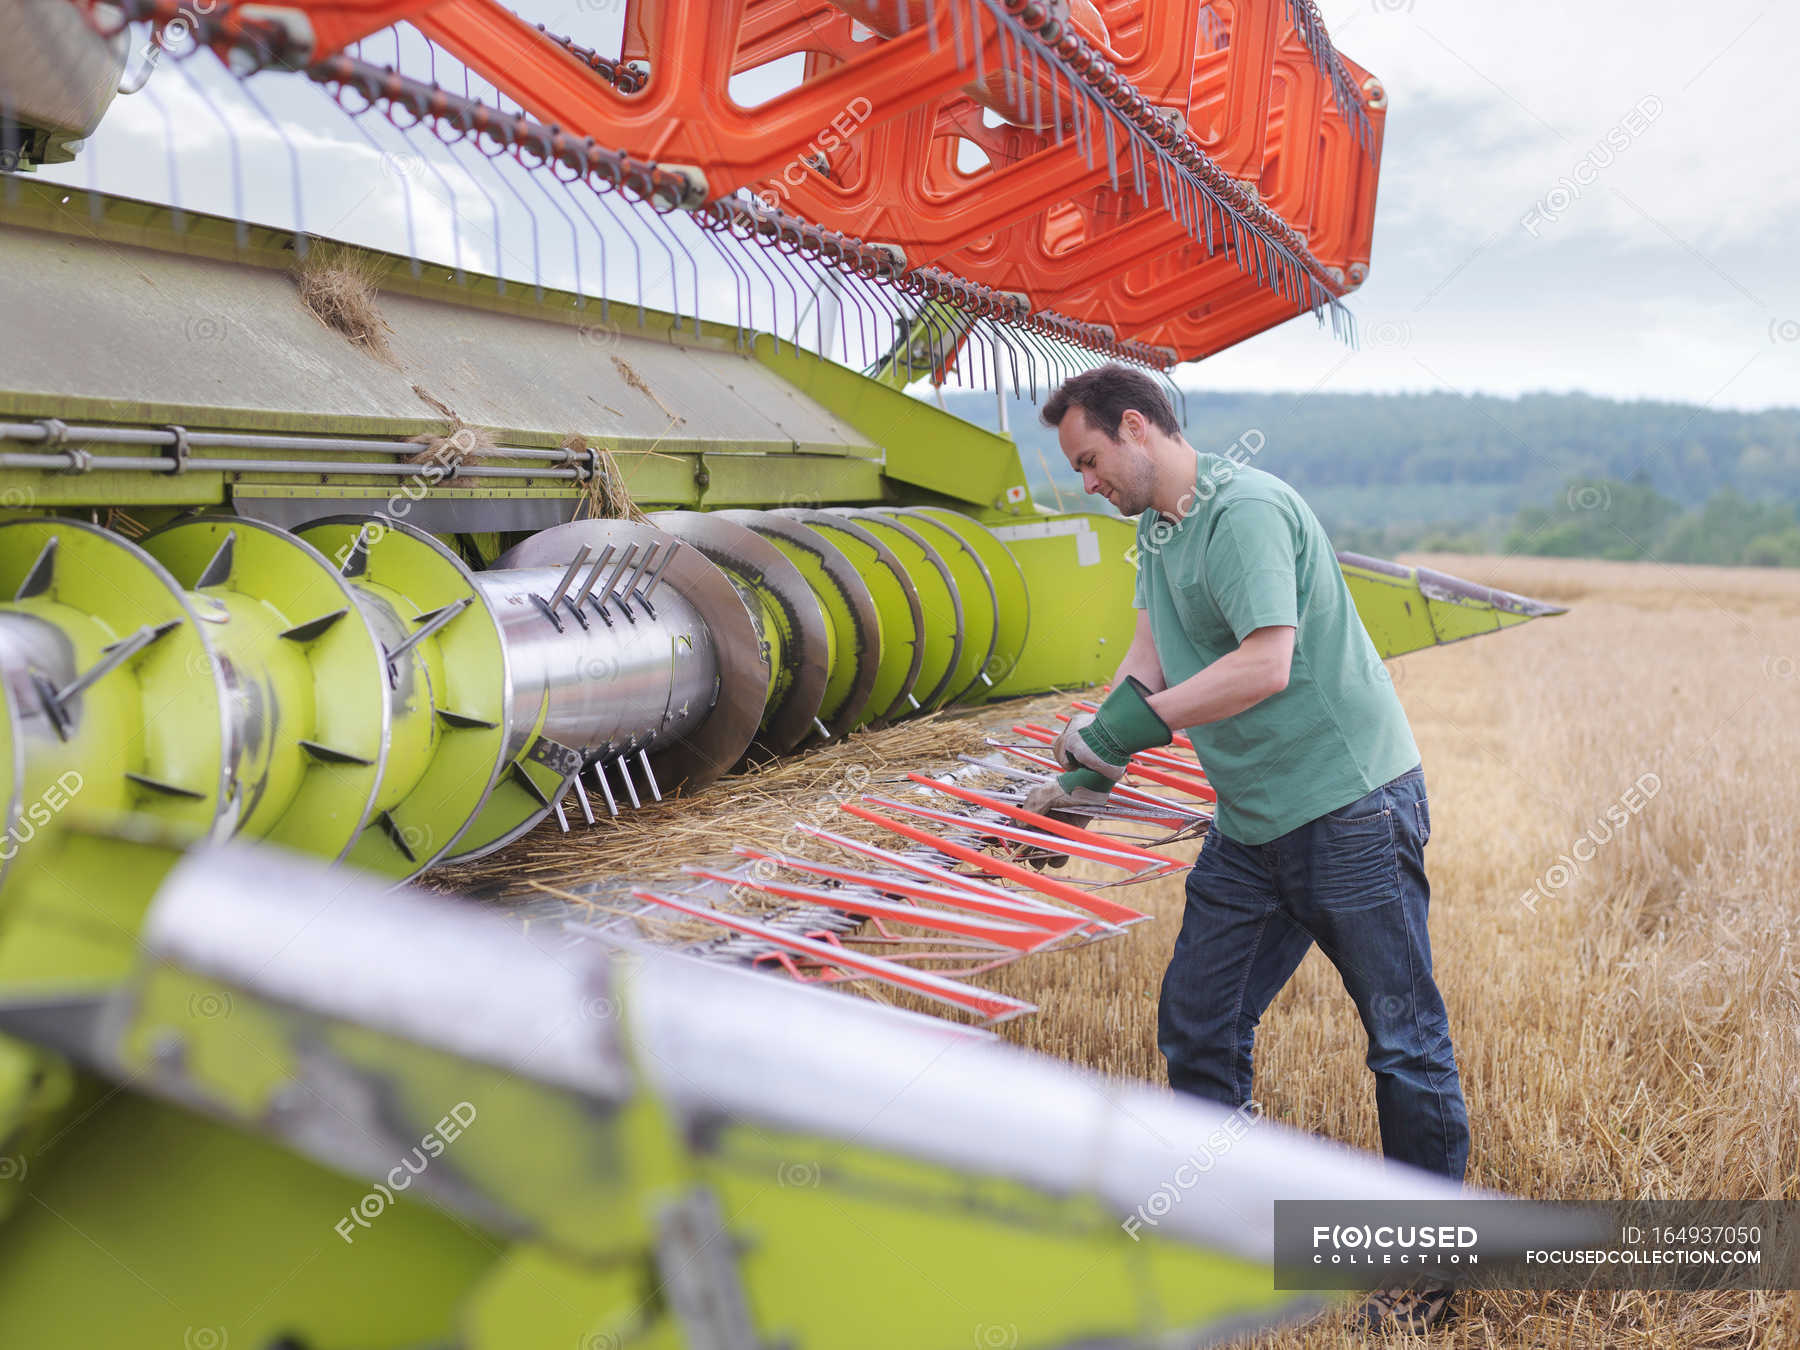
[0,2,1567,1345]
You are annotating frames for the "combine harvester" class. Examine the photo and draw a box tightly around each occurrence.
[0,1,1565,1345]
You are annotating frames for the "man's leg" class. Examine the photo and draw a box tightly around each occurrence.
[1158,827,1313,1107]
[1278,766,1470,1180]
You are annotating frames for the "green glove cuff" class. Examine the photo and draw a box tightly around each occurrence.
[1059,766,1116,794]
[1078,675,1172,768]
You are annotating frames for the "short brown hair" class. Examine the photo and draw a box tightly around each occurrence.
[1040,363,1180,440]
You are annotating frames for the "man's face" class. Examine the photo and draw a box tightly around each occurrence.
[1058,407,1157,516]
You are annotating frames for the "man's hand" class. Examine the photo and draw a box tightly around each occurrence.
[1054,677,1173,785]
[1014,773,1114,869]
[1050,711,1102,774]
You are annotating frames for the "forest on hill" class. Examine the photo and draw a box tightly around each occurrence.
[934,388,1800,566]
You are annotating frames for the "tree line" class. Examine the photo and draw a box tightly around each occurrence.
[936,387,1800,566]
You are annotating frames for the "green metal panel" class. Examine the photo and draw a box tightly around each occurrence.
[0,1090,496,1348]
[703,1120,1326,1350]
[0,184,878,460]
[985,514,1138,697]
[750,331,1038,515]
[1340,553,1567,658]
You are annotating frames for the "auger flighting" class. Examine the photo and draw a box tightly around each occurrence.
[0,504,1046,895]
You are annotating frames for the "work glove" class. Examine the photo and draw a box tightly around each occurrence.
[1014,767,1115,870]
[1051,676,1173,783]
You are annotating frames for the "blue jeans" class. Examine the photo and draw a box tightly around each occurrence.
[1156,764,1470,1181]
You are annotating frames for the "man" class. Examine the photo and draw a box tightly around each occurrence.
[1024,365,1469,1333]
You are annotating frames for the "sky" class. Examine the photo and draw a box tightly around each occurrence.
[33,1,1800,412]
[1188,3,1800,412]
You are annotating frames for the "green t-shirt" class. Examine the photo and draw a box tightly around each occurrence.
[1131,452,1419,844]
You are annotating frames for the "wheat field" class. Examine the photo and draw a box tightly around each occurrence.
[985,554,1800,1348]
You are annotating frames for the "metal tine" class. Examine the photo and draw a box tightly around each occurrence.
[522,140,583,298]
[987,315,1026,403]
[686,866,1037,953]
[732,847,1086,936]
[600,543,639,603]
[475,117,546,299]
[637,747,662,802]
[659,204,707,338]
[795,824,1076,919]
[641,541,679,598]
[554,171,609,318]
[964,0,985,86]
[732,199,798,355]
[834,267,874,372]
[172,55,249,250]
[859,793,1163,872]
[774,240,825,354]
[958,752,1053,784]
[137,77,181,227]
[435,118,508,292]
[235,63,310,260]
[828,266,864,370]
[591,759,619,817]
[391,97,470,281]
[623,541,660,598]
[948,0,969,66]
[589,186,650,331]
[630,888,1037,1023]
[759,238,821,354]
[626,190,688,335]
[616,754,642,809]
[730,205,791,357]
[694,206,753,351]
[844,271,912,382]
[571,772,597,825]
[823,268,857,368]
[553,796,571,831]
[795,270,842,364]
[547,544,592,609]
[330,66,422,275]
[575,545,617,605]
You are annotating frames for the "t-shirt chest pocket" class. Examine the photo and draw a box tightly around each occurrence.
[1170,578,1237,656]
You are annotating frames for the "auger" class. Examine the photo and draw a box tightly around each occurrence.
[0,502,1061,893]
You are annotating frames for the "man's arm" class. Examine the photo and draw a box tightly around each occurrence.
[1145,624,1293,730]
[1111,609,1166,694]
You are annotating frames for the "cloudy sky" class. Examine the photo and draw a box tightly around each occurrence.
[1193,2,1800,411]
[40,2,1799,411]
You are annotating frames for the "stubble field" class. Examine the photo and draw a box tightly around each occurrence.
[987,553,1800,1348]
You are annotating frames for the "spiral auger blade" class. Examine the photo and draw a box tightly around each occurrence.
[0,493,1127,903]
